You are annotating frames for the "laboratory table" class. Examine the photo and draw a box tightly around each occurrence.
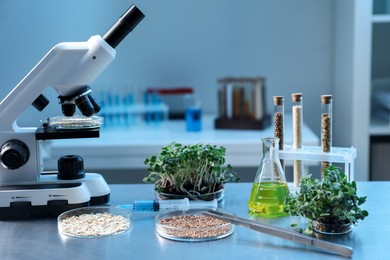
[0,182,385,260]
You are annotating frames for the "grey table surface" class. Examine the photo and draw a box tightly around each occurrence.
[0,182,386,260]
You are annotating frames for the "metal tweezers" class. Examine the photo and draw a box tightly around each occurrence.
[202,209,353,258]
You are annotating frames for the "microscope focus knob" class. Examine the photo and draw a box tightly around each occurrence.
[57,155,85,180]
[0,140,30,170]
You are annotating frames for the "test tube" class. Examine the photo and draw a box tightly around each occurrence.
[292,93,303,187]
[273,96,284,170]
[321,95,333,176]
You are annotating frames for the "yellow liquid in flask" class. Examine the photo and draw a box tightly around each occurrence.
[248,182,289,218]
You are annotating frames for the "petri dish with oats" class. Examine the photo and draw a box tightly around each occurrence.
[155,208,234,242]
[58,206,131,238]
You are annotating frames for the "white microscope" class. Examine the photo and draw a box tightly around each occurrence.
[0,4,144,218]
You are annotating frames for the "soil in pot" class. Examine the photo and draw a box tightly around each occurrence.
[312,220,353,235]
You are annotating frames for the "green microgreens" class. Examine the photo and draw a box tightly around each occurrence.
[143,143,239,196]
[284,166,368,226]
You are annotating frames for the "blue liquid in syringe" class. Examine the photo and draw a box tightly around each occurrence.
[118,198,218,212]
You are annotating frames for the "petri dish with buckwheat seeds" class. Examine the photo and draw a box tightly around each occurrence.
[155,208,234,242]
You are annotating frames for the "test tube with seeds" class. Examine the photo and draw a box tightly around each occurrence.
[292,93,303,187]
[273,96,284,170]
[321,95,333,176]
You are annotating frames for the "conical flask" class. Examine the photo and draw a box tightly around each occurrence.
[248,137,289,218]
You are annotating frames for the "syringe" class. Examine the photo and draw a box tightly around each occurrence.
[117,198,218,212]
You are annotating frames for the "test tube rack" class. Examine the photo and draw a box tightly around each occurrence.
[279,145,357,181]
[100,103,169,127]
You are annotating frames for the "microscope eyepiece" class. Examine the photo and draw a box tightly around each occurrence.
[103,4,145,49]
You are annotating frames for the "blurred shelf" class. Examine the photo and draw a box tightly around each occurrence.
[370,115,390,135]
[43,114,319,170]
[372,14,390,23]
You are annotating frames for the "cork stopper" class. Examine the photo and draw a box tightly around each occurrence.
[321,94,332,104]
[273,96,284,106]
[291,93,302,102]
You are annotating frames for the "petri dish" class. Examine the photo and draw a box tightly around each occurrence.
[58,206,131,238]
[49,115,103,130]
[155,208,234,242]
[311,220,353,235]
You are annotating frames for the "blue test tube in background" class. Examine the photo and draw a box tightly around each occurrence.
[144,91,152,124]
[152,92,164,125]
[184,94,202,131]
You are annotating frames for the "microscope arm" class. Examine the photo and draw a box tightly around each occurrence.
[0,4,145,133]
[0,36,115,132]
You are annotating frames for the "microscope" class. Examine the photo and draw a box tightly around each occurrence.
[0,4,144,218]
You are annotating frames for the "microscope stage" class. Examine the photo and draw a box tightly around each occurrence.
[35,127,99,140]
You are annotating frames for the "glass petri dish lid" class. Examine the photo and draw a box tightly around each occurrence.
[49,115,103,130]
[155,208,234,242]
[58,206,131,238]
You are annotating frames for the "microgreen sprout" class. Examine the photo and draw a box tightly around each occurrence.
[284,166,368,228]
[143,143,238,198]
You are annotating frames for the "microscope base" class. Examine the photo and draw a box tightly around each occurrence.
[0,173,110,219]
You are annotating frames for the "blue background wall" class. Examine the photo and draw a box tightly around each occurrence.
[0,0,334,136]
